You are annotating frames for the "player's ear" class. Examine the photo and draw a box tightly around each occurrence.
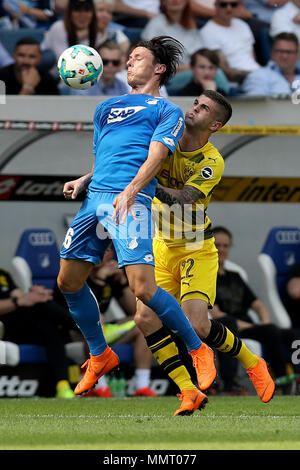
[155,63,166,76]
[211,121,223,132]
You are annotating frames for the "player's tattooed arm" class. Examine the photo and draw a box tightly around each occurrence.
[155,184,203,207]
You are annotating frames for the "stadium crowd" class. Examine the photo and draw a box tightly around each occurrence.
[0,0,299,400]
[0,0,299,97]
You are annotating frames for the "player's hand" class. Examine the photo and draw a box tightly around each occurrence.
[112,190,137,225]
[63,178,84,200]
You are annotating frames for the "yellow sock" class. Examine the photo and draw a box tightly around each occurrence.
[207,320,259,369]
[56,379,71,393]
[235,341,259,369]
[146,328,196,392]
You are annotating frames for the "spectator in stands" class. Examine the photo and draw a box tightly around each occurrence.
[200,0,260,85]
[211,226,300,393]
[192,0,254,23]
[0,40,13,68]
[41,0,98,79]
[0,266,78,398]
[191,0,216,25]
[270,0,300,43]
[94,0,130,56]
[0,37,59,95]
[284,263,300,329]
[70,40,128,95]
[2,0,58,29]
[243,0,288,24]
[113,0,159,29]
[141,0,203,71]
[241,32,300,95]
[176,48,228,96]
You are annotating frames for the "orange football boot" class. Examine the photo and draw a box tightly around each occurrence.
[174,389,208,416]
[74,346,119,395]
[190,342,217,390]
[247,357,275,403]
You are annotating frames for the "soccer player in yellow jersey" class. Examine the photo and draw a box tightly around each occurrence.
[135,90,275,415]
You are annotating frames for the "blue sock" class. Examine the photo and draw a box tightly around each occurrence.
[61,283,107,356]
[146,287,201,352]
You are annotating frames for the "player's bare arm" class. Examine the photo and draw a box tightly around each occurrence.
[112,141,170,224]
[63,160,95,200]
[155,184,204,207]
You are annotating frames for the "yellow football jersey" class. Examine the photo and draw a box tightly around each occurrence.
[153,141,224,246]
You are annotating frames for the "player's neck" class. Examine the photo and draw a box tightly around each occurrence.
[180,131,209,152]
[130,83,160,96]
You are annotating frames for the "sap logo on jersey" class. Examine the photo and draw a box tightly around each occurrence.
[107,106,146,123]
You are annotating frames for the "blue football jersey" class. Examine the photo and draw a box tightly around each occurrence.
[89,94,184,198]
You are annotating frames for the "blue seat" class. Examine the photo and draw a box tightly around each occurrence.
[258,226,300,328]
[123,27,142,43]
[11,228,60,292]
[0,28,56,72]
[0,28,45,55]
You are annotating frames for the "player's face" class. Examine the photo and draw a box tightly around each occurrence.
[185,96,218,131]
[14,45,41,71]
[214,232,232,265]
[127,47,158,87]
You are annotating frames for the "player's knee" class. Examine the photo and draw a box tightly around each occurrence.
[188,314,211,339]
[128,279,154,303]
[57,272,84,293]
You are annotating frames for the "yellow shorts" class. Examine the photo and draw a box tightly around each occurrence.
[153,237,218,307]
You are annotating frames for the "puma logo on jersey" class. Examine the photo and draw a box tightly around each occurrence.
[107,106,146,123]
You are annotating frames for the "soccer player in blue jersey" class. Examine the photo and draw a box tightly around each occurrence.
[57,37,215,406]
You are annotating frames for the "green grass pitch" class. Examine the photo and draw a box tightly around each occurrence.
[0,396,300,450]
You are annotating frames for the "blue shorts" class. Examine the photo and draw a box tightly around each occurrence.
[60,190,155,268]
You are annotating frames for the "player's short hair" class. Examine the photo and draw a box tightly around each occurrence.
[272,32,299,49]
[190,48,220,68]
[133,36,184,87]
[201,90,232,126]
[15,37,40,50]
[212,226,233,241]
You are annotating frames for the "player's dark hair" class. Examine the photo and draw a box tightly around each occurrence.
[272,32,299,48]
[212,226,233,241]
[201,90,232,126]
[15,37,40,49]
[190,48,220,68]
[134,36,184,87]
